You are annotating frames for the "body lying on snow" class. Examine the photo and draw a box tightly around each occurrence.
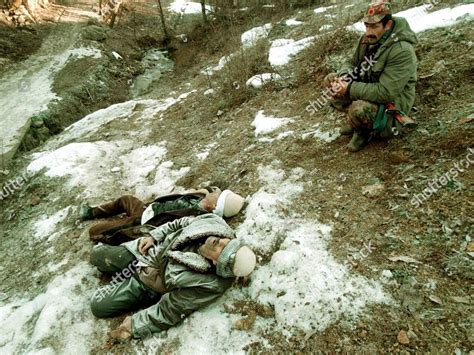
[321,2,418,152]
[79,187,245,245]
[89,214,257,341]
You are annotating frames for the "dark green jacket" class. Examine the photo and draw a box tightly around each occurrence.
[124,214,235,338]
[339,17,418,114]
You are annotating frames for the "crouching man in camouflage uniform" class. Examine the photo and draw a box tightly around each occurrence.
[325,2,418,152]
[90,214,256,341]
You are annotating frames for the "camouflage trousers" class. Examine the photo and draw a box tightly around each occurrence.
[331,95,401,138]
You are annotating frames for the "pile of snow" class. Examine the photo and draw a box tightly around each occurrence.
[203,88,215,96]
[269,37,315,67]
[302,125,340,143]
[196,142,217,161]
[0,263,101,354]
[350,4,474,33]
[169,0,212,15]
[314,5,336,14]
[258,130,294,143]
[27,141,189,200]
[252,110,294,136]
[34,206,72,241]
[320,24,333,32]
[201,53,237,76]
[285,18,303,26]
[148,164,389,353]
[241,23,273,48]
[246,73,282,89]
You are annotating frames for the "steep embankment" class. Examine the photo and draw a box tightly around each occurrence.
[0,1,473,354]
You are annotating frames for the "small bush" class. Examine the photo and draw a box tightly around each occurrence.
[211,39,273,111]
[294,26,359,86]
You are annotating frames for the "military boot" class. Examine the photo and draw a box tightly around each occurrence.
[340,122,354,136]
[347,131,368,152]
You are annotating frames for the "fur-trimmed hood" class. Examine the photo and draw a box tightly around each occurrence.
[124,214,235,273]
[170,214,235,251]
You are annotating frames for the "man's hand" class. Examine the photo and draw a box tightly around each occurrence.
[109,316,132,342]
[139,236,155,255]
[331,78,349,98]
[323,72,338,89]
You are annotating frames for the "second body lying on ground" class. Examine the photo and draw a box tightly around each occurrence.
[80,187,245,245]
[90,213,256,340]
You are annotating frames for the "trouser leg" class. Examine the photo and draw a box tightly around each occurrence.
[330,95,353,112]
[90,275,159,318]
[347,100,379,133]
[90,244,137,275]
[92,195,145,219]
[89,195,145,244]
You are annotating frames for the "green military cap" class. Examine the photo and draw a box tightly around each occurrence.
[363,1,392,24]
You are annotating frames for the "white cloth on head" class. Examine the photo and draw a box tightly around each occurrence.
[213,190,231,217]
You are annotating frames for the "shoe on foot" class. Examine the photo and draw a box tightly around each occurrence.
[79,203,94,221]
[347,132,368,152]
[340,122,354,136]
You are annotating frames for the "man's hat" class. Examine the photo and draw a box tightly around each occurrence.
[216,240,256,278]
[363,1,392,24]
[213,190,245,218]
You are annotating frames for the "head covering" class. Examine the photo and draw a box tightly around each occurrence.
[213,190,245,218]
[216,240,256,278]
[363,1,392,24]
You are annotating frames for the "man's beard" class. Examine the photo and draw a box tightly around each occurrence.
[365,36,378,43]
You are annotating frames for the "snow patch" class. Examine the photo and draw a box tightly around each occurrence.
[0,263,100,354]
[239,165,388,332]
[34,206,71,240]
[258,130,294,143]
[248,221,387,333]
[252,110,294,136]
[269,37,315,67]
[203,88,215,96]
[241,23,273,48]
[201,53,237,76]
[302,125,341,143]
[27,141,189,200]
[196,142,217,161]
[320,24,333,32]
[169,0,212,15]
[285,18,303,26]
[350,4,474,33]
[246,73,282,89]
[314,5,336,14]
[46,93,194,148]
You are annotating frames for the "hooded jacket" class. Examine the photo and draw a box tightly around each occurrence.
[123,214,235,338]
[339,17,418,114]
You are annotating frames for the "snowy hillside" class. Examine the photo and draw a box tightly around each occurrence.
[1,1,473,353]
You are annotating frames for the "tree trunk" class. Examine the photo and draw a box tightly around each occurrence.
[200,0,207,24]
[156,0,169,45]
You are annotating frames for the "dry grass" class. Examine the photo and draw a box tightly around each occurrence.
[294,26,358,87]
[208,39,274,112]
